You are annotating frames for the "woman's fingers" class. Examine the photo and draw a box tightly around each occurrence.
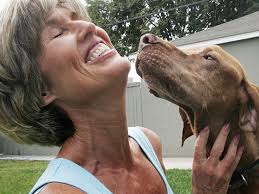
[209,124,230,162]
[222,140,244,174]
[193,126,210,163]
[192,123,245,194]
[230,146,244,172]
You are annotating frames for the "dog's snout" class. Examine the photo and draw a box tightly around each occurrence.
[141,34,158,44]
[138,33,159,52]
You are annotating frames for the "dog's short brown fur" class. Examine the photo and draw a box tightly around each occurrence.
[136,34,259,194]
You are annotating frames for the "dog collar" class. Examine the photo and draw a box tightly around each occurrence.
[229,159,259,190]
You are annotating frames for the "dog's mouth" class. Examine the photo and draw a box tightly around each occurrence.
[148,87,160,97]
[135,60,143,78]
[135,44,165,79]
[136,43,196,133]
[181,104,195,129]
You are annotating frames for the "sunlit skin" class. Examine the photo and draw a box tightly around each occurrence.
[35,7,243,194]
[37,8,167,194]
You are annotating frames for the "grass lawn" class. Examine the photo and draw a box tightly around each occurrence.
[0,160,191,194]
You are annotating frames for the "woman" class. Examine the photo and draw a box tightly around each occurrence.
[0,0,243,193]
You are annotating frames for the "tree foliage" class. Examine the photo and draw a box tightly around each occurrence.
[86,0,259,55]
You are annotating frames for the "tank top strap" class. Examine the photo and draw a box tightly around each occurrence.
[29,158,112,194]
[29,127,174,194]
[128,127,174,194]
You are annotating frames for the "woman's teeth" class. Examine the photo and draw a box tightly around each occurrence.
[87,43,111,62]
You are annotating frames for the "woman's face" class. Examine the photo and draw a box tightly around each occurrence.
[37,7,131,107]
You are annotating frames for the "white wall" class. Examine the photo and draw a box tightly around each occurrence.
[140,81,196,157]
[220,37,259,85]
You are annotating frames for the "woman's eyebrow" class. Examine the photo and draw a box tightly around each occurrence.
[45,9,75,27]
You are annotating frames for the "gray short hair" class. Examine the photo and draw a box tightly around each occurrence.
[0,0,90,146]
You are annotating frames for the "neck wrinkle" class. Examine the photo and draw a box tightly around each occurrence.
[57,95,134,173]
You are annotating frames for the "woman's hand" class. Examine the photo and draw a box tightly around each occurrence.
[192,124,244,194]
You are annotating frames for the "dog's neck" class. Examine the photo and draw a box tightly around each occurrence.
[193,107,259,170]
[187,97,259,192]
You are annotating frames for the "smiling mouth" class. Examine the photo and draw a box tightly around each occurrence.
[85,42,114,63]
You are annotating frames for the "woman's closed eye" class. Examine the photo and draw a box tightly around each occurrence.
[54,31,63,38]
[53,28,67,39]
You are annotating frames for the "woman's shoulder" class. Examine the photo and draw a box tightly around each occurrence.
[135,126,166,173]
[136,127,162,149]
[38,182,86,194]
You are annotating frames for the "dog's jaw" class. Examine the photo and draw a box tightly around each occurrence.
[136,43,204,112]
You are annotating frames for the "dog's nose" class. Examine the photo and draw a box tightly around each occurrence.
[138,33,159,51]
[141,33,159,44]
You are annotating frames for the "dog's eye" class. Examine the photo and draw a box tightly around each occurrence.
[203,55,214,60]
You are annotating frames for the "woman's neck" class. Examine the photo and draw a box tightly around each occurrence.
[57,95,133,172]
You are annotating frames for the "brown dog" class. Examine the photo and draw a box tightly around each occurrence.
[136,34,259,194]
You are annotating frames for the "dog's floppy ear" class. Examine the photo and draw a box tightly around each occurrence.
[179,107,194,146]
[239,80,259,132]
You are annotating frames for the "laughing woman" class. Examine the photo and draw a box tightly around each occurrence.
[0,0,242,194]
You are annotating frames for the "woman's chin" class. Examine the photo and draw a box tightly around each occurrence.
[104,54,131,77]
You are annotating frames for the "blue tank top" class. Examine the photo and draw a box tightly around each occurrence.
[29,127,174,194]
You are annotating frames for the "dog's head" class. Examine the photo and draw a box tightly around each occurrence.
[136,34,259,145]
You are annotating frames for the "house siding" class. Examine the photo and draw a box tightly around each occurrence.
[220,37,259,85]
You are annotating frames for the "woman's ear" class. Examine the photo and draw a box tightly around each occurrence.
[239,80,259,132]
[42,91,56,106]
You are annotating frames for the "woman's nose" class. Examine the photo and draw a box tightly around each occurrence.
[138,33,159,51]
[71,21,96,41]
